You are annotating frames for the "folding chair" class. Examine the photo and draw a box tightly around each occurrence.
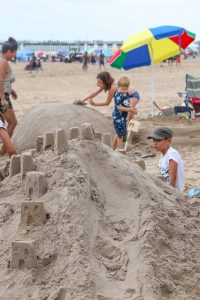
[185,74,200,114]
[174,93,193,118]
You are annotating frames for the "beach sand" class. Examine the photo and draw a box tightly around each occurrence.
[0,58,200,299]
[5,57,200,190]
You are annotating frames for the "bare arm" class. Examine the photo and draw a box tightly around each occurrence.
[117,106,137,113]
[0,60,8,104]
[80,87,104,102]
[169,159,178,188]
[130,97,139,107]
[89,86,117,106]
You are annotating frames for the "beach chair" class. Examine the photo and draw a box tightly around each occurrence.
[174,95,193,118]
[185,74,200,114]
[177,74,200,116]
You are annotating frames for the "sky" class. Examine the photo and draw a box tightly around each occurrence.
[1,0,200,43]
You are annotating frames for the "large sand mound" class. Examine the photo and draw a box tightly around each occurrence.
[12,102,113,151]
[1,137,200,300]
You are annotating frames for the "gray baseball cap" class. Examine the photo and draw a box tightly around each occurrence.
[147,127,173,140]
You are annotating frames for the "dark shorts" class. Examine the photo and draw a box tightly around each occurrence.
[113,118,127,137]
[0,94,13,113]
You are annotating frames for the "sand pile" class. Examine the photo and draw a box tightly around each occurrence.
[1,135,200,300]
[12,103,114,152]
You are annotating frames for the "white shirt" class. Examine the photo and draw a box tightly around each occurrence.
[159,146,184,191]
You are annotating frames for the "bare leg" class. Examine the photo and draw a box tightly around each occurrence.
[129,99,139,144]
[153,101,163,112]
[112,135,118,150]
[129,131,134,144]
[0,109,17,155]
[0,128,17,157]
[116,137,124,149]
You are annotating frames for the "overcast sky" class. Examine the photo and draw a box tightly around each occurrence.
[1,0,199,43]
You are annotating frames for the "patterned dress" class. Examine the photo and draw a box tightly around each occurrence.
[0,59,15,112]
[112,91,130,137]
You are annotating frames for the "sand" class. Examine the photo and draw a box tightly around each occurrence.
[5,58,200,189]
[0,58,200,299]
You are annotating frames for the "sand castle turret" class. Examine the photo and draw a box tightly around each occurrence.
[25,171,47,198]
[54,128,68,154]
[21,201,46,226]
[10,241,37,269]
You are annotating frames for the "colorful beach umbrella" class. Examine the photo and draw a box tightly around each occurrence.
[57,49,69,56]
[16,51,27,61]
[36,51,45,57]
[109,26,195,70]
[24,50,34,57]
[87,48,94,54]
[102,49,113,57]
[109,25,195,115]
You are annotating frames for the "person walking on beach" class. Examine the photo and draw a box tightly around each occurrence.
[99,50,105,70]
[89,76,137,149]
[82,51,89,71]
[147,127,184,191]
[0,37,18,156]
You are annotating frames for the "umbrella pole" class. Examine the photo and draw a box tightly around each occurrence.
[151,63,155,117]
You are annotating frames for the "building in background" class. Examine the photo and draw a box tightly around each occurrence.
[0,40,122,53]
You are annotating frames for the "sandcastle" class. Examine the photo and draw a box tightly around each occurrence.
[10,240,37,269]
[9,124,115,271]
[2,122,198,299]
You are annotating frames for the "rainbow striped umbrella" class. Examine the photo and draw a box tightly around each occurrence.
[109,25,195,116]
[109,26,195,70]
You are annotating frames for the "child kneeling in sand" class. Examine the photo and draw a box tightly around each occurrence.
[89,76,137,149]
[147,127,184,191]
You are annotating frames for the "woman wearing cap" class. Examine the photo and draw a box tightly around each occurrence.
[0,37,18,156]
[147,127,184,191]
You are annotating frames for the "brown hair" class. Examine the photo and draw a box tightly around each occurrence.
[96,71,114,91]
[118,76,130,88]
[2,37,18,54]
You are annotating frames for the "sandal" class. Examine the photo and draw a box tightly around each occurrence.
[73,100,87,106]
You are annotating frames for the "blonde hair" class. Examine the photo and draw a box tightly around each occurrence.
[118,76,130,88]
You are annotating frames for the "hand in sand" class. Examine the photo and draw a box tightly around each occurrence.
[73,100,87,106]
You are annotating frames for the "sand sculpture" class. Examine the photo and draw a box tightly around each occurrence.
[12,103,114,152]
[0,123,200,300]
